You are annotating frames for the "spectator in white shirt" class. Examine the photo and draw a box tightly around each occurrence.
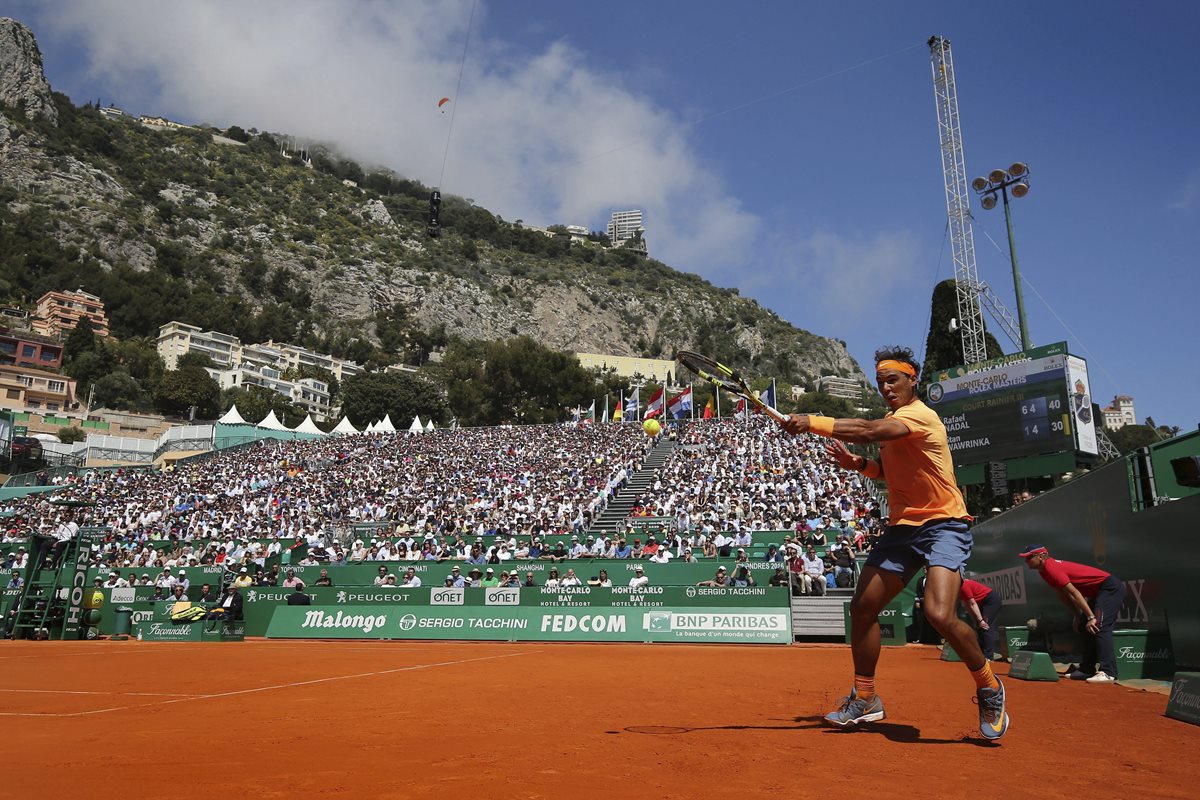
[628,565,650,589]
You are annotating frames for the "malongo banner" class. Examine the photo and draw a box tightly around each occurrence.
[265,605,792,644]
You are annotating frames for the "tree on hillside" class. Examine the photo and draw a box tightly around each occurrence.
[435,336,599,426]
[340,371,449,429]
[1107,424,1159,455]
[920,279,1006,388]
[177,351,217,369]
[154,366,220,419]
[63,317,97,363]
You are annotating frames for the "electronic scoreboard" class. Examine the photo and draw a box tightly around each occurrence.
[926,342,1098,468]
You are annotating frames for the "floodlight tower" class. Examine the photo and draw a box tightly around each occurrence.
[928,35,988,366]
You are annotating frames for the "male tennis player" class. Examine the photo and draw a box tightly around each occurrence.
[781,346,1008,740]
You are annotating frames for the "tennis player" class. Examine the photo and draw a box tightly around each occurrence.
[781,346,1008,740]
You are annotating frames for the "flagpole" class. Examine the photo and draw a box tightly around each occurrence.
[716,389,721,419]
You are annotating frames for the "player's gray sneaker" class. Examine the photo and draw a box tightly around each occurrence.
[823,688,885,728]
[975,679,1010,740]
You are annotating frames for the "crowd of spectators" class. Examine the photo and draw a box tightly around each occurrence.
[2,418,880,597]
[1,423,648,574]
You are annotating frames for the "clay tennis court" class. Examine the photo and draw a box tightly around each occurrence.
[1,640,1192,799]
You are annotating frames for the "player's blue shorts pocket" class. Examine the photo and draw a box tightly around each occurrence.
[864,519,972,582]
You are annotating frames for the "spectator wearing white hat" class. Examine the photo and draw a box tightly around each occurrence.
[233,567,254,589]
[628,564,650,589]
[175,570,190,593]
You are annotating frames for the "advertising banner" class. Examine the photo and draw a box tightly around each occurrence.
[265,605,792,644]
[1066,354,1098,456]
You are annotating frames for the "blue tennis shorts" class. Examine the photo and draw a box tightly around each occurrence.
[864,518,972,583]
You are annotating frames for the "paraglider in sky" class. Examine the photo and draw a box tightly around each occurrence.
[438,97,451,113]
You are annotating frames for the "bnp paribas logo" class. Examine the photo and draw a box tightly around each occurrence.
[642,611,673,632]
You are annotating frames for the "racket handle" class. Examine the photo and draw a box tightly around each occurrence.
[761,403,787,424]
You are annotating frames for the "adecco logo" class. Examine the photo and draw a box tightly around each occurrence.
[110,588,136,604]
[431,588,464,606]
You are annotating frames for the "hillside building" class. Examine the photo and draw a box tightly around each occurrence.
[157,321,362,420]
[1103,395,1136,430]
[606,210,644,246]
[575,353,675,385]
[32,289,110,339]
[0,329,64,370]
[0,365,77,414]
[816,375,866,401]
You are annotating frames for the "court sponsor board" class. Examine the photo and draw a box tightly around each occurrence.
[1166,673,1200,727]
[265,605,791,643]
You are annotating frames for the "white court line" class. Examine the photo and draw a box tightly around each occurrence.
[0,689,200,697]
[0,650,533,718]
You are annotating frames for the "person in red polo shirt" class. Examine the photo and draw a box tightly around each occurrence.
[1020,544,1126,683]
[960,578,1002,660]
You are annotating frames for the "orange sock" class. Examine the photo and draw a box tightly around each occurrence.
[853,674,876,700]
[970,661,1001,691]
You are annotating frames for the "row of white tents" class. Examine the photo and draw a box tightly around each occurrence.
[217,405,438,435]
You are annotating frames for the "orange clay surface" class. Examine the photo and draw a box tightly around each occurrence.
[0,639,1194,800]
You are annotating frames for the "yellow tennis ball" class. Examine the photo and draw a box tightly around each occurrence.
[642,418,662,437]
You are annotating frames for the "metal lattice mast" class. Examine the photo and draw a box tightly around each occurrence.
[929,35,988,366]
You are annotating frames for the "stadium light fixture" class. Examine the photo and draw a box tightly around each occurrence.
[972,163,1033,351]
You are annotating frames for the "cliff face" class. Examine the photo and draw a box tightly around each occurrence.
[0,18,867,390]
[0,18,57,125]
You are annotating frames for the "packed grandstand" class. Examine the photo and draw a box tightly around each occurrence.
[1,418,881,591]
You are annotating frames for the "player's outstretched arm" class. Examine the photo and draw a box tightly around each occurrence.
[780,414,908,444]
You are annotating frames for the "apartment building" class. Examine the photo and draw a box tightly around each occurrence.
[0,365,77,414]
[158,321,360,420]
[816,375,866,401]
[32,289,110,339]
[0,329,64,370]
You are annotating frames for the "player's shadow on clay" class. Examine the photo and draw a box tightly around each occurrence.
[619,716,993,747]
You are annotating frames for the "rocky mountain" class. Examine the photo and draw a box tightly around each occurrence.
[0,18,56,125]
[0,17,866,394]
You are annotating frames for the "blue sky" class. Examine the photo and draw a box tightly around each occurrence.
[15,1,1200,429]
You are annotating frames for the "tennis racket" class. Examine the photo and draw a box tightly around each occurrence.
[675,351,786,423]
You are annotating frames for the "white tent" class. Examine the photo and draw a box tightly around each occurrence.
[364,420,379,433]
[257,410,289,430]
[331,417,359,435]
[218,404,248,425]
[408,415,424,433]
[292,414,325,435]
[424,419,436,432]
[377,414,397,433]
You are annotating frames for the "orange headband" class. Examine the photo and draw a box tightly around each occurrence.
[876,359,917,377]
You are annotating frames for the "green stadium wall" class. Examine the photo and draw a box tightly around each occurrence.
[969,454,1200,669]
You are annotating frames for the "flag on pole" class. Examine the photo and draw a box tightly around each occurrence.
[702,395,715,419]
[756,379,776,414]
[644,387,665,419]
[583,399,595,423]
[734,397,747,419]
[602,395,609,423]
[668,387,693,419]
[626,387,640,421]
[613,399,623,422]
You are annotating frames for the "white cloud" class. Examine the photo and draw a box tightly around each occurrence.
[1167,165,1200,211]
[37,0,759,273]
[742,228,922,326]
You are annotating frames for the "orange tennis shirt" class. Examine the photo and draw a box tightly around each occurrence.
[879,398,972,526]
